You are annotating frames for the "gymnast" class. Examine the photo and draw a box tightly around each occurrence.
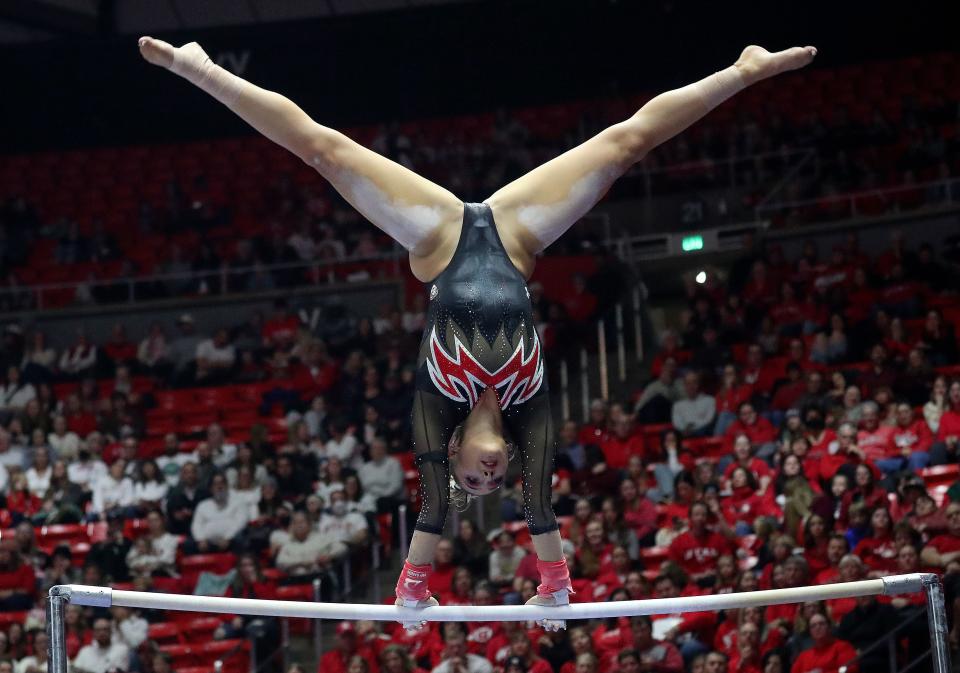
[138,35,816,629]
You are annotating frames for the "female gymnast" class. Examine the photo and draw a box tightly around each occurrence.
[138,35,816,629]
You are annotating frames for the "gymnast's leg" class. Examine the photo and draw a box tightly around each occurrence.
[500,394,570,630]
[485,45,817,257]
[138,38,462,257]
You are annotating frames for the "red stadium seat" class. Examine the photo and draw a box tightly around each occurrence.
[275,584,315,634]
[148,621,185,645]
[38,523,88,546]
[179,553,237,575]
[182,617,224,643]
[640,546,669,570]
[921,464,960,488]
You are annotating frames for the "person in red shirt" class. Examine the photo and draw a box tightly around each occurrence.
[921,502,960,570]
[856,402,901,476]
[627,616,683,673]
[886,402,933,472]
[563,274,598,323]
[262,298,301,350]
[103,323,137,366]
[601,416,647,470]
[723,402,778,461]
[577,520,614,579]
[727,621,765,673]
[722,434,774,495]
[318,622,380,673]
[931,380,960,465]
[813,534,850,585]
[619,478,657,543]
[722,467,780,534]
[790,613,858,673]
[579,399,609,447]
[651,574,717,660]
[0,546,35,610]
[852,506,898,574]
[668,501,734,584]
[714,364,753,437]
[740,345,783,401]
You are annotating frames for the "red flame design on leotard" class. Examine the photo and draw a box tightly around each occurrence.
[426,327,543,409]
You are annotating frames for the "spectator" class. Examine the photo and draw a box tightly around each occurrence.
[358,436,404,510]
[668,501,734,585]
[672,372,716,437]
[930,380,960,465]
[723,402,778,461]
[6,473,42,524]
[24,448,51,498]
[167,314,201,386]
[431,623,492,673]
[58,332,97,379]
[923,376,949,434]
[635,358,683,424]
[136,322,170,375]
[856,402,899,474]
[188,472,250,554]
[835,594,898,673]
[889,402,933,472]
[132,459,168,512]
[164,461,208,536]
[155,433,191,486]
[488,531,527,587]
[125,509,178,577]
[109,605,147,650]
[0,546,35,610]
[789,613,857,673]
[0,366,36,417]
[195,328,237,384]
[20,332,56,384]
[920,502,960,570]
[102,324,136,371]
[325,420,361,468]
[317,490,369,548]
[72,618,130,673]
[629,616,683,673]
[276,510,347,577]
[14,630,48,673]
[40,460,85,524]
[90,459,134,520]
[47,415,80,461]
[86,512,132,583]
[319,622,380,673]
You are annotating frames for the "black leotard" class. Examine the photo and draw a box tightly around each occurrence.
[412,202,558,536]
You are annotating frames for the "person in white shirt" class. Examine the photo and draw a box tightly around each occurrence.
[110,605,148,649]
[125,509,179,577]
[67,437,109,495]
[72,618,130,673]
[357,437,404,504]
[488,530,527,586]
[276,510,347,576]
[0,461,8,494]
[195,329,237,384]
[58,333,97,378]
[155,433,193,487]
[230,465,263,521]
[671,371,717,437]
[430,625,494,673]
[0,366,36,414]
[91,459,135,518]
[25,449,52,497]
[132,460,169,512]
[189,473,249,553]
[205,423,237,468]
[324,421,360,468]
[15,630,48,673]
[47,415,81,461]
[0,428,26,472]
[317,490,369,548]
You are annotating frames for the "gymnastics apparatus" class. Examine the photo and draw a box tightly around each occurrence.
[120,35,952,671]
[47,574,950,672]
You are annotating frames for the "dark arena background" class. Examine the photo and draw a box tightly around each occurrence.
[0,1,959,673]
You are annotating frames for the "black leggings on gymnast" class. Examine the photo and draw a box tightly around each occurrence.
[411,387,558,536]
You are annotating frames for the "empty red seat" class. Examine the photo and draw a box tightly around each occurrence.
[921,464,960,488]
[179,552,237,575]
[182,617,224,642]
[148,621,185,645]
[38,523,88,545]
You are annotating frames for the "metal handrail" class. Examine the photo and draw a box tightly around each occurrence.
[755,176,960,215]
[837,604,929,673]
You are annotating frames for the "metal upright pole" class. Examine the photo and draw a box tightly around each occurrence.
[399,505,409,561]
[371,541,382,603]
[597,320,609,401]
[579,348,589,422]
[280,616,290,672]
[923,574,952,673]
[560,359,570,421]
[313,578,323,656]
[47,587,69,673]
[615,304,626,382]
[632,288,643,361]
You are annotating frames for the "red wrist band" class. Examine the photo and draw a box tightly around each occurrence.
[396,561,432,604]
[537,559,574,598]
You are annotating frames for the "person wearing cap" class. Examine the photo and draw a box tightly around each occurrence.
[318,622,380,673]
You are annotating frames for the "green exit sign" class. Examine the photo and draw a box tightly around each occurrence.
[681,235,704,252]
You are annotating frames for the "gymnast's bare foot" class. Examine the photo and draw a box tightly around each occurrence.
[734,45,817,86]
[139,36,212,73]
[525,593,568,632]
[395,596,438,632]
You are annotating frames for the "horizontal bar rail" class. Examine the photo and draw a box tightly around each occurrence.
[50,574,928,623]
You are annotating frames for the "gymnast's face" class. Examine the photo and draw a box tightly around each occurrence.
[451,431,508,496]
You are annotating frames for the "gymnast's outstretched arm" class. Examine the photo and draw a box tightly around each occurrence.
[486,45,817,257]
[138,38,462,257]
